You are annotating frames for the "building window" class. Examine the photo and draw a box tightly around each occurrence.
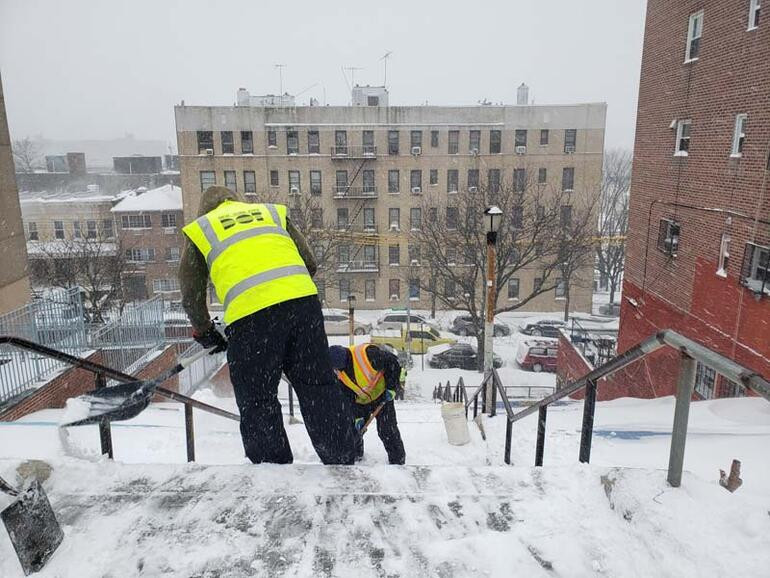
[562,167,575,191]
[339,279,351,302]
[447,169,459,193]
[336,170,348,193]
[197,131,213,153]
[410,208,422,230]
[410,170,422,192]
[490,130,501,154]
[389,278,400,300]
[244,170,256,193]
[717,233,731,276]
[538,167,547,184]
[338,244,350,265]
[540,129,549,145]
[694,363,716,399]
[125,248,155,262]
[741,242,770,294]
[514,168,527,192]
[685,10,703,62]
[469,130,481,153]
[508,278,520,300]
[389,208,400,230]
[555,278,566,298]
[388,130,399,155]
[166,247,180,262]
[308,130,320,154]
[363,207,375,231]
[536,205,546,221]
[731,114,747,157]
[411,130,422,150]
[288,170,301,194]
[364,245,377,266]
[336,208,349,229]
[241,131,253,154]
[161,213,177,228]
[657,219,681,257]
[102,219,114,239]
[409,278,420,300]
[446,207,458,230]
[287,130,299,154]
[153,278,180,293]
[487,169,501,193]
[365,279,376,301]
[560,205,572,227]
[408,244,420,265]
[429,169,438,186]
[515,129,527,147]
[221,131,234,154]
[28,222,38,241]
[310,170,322,195]
[431,130,439,148]
[749,0,761,29]
[362,130,375,154]
[389,244,400,265]
[334,130,348,155]
[311,208,323,229]
[534,276,543,292]
[468,169,479,190]
[388,170,400,193]
[511,206,524,229]
[362,169,375,193]
[564,129,577,153]
[224,170,237,191]
[121,215,152,229]
[675,120,692,156]
[447,247,457,264]
[267,130,277,148]
[73,224,82,244]
[445,278,456,298]
[448,130,459,154]
[200,170,216,192]
[270,170,279,187]
[54,220,64,239]
[428,207,437,223]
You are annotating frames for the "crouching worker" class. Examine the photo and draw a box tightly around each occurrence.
[328,344,406,465]
[180,186,357,465]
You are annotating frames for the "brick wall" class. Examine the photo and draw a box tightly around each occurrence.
[555,332,616,400]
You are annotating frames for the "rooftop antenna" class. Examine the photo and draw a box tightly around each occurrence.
[275,64,286,98]
[344,66,362,88]
[380,51,392,88]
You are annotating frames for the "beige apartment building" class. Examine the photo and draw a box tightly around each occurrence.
[0,72,31,314]
[175,90,606,312]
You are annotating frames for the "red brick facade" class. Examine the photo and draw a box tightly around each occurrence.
[616,0,770,398]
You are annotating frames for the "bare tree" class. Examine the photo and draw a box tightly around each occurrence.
[596,148,631,304]
[12,137,42,173]
[410,171,599,369]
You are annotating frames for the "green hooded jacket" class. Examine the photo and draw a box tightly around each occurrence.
[179,186,318,332]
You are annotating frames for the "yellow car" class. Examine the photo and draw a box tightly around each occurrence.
[371,324,455,354]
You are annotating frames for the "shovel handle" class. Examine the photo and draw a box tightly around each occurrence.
[0,475,19,497]
[179,346,218,369]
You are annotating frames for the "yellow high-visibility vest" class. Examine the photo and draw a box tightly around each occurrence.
[335,344,386,405]
[182,201,317,325]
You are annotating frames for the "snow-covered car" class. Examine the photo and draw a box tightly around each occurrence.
[322,312,371,336]
[516,339,559,372]
[376,312,440,333]
[519,319,566,338]
[451,315,511,337]
[429,343,502,370]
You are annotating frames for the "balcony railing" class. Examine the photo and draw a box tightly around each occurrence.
[337,260,380,273]
[330,145,377,159]
[333,186,378,199]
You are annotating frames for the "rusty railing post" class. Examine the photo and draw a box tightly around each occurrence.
[504,418,513,465]
[535,405,548,467]
[185,403,195,462]
[95,373,113,459]
[579,379,598,463]
[668,353,697,487]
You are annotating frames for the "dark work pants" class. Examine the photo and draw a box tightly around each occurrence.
[226,296,357,465]
[354,398,406,465]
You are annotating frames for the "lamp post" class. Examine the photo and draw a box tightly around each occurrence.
[406,259,418,362]
[348,294,356,346]
[483,206,503,414]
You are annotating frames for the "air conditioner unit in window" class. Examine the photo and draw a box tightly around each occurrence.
[468,186,478,193]
[390,294,399,301]
[389,223,399,231]
[515,146,527,155]
[411,146,422,155]
[205,148,214,156]
[565,145,576,153]
[290,186,299,194]
[411,186,422,194]
[470,148,479,156]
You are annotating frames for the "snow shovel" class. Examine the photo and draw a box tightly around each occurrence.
[355,393,393,435]
[0,475,64,575]
[61,347,216,427]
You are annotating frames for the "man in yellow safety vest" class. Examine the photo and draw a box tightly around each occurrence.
[328,344,405,464]
[180,186,357,465]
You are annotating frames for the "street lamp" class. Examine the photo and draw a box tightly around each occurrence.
[483,206,503,414]
[348,294,356,346]
[406,259,418,361]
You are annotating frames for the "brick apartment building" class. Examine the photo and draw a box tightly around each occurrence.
[615,0,769,399]
[175,88,606,311]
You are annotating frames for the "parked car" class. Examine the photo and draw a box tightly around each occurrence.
[519,319,566,338]
[322,312,371,336]
[377,343,414,369]
[376,312,440,333]
[429,343,502,370]
[371,324,455,354]
[451,315,511,337]
[516,339,559,372]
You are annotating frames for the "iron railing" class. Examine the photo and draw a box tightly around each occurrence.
[333,186,378,199]
[465,329,770,487]
[330,145,377,159]
[177,342,227,397]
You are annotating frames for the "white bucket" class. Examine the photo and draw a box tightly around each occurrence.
[441,402,471,446]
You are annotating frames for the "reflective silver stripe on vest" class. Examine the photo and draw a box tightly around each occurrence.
[223,264,310,309]
[265,204,284,231]
[199,214,290,268]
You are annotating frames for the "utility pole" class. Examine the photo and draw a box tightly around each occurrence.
[483,206,503,415]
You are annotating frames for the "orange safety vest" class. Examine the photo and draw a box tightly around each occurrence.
[335,344,386,405]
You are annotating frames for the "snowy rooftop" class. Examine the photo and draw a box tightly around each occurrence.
[18,189,125,204]
[110,184,182,213]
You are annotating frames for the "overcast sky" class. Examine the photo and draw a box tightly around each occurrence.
[0,0,647,151]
